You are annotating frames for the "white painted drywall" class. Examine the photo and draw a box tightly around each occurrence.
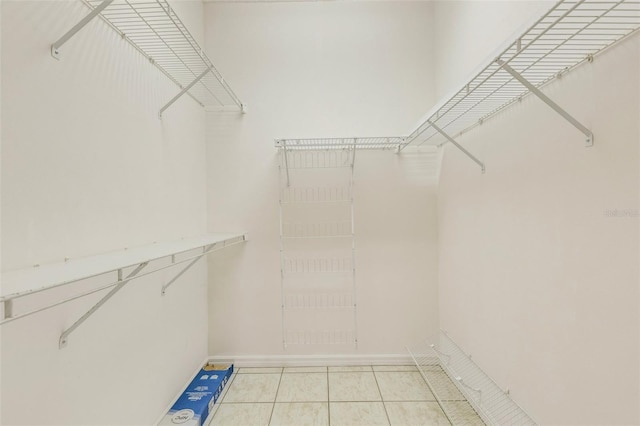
[203,1,440,359]
[1,1,210,424]
[0,1,3,423]
[437,20,639,426]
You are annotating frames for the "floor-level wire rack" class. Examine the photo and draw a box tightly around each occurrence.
[408,331,537,426]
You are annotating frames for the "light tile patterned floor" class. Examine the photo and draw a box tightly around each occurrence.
[209,365,484,426]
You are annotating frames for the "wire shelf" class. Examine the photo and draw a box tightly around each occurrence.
[83,0,243,111]
[283,293,354,309]
[281,186,352,204]
[284,329,356,346]
[275,137,406,151]
[0,233,247,347]
[283,258,352,274]
[282,150,354,170]
[282,222,352,239]
[408,332,536,426]
[405,0,640,148]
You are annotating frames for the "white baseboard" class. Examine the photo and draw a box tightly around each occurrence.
[206,353,413,367]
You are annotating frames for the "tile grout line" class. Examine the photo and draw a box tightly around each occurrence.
[269,368,285,425]
[372,369,392,426]
[327,366,331,426]
[217,372,238,405]
[206,371,239,425]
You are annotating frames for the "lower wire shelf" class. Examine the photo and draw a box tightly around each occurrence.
[408,331,536,426]
[284,329,356,346]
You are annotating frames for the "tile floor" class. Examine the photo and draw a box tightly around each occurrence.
[208,365,484,426]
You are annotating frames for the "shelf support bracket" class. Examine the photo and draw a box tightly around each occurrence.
[428,120,485,173]
[159,68,212,119]
[51,0,114,59]
[282,140,291,187]
[496,59,593,147]
[161,244,215,296]
[2,299,13,321]
[351,139,357,169]
[59,262,148,349]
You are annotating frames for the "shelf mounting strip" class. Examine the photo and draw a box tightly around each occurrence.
[398,0,640,171]
[51,0,245,117]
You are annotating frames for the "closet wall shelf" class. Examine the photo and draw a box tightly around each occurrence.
[401,0,640,170]
[52,0,245,117]
[275,137,406,151]
[0,232,248,348]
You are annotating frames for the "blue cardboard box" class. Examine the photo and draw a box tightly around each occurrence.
[160,363,233,426]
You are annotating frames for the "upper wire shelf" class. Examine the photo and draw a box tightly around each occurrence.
[404,0,640,148]
[66,0,244,114]
[275,137,406,151]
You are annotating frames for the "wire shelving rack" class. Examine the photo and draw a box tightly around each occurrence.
[275,137,406,151]
[52,0,244,117]
[278,148,359,349]
[274,1,640,173]
[408,331,537,426]
[402,0,640,157]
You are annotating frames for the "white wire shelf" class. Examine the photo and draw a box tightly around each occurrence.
[1,233,245,300]
[275,137,406,151]
[283,258,352,274]
[283,293,355,309]
[284,329,356,346]
[281,149,354,170]
[282,222,353,239]
[55,0,243,115]
[408,331,536,426]
[0,232,247,346]
[281,186,352,204]
[404,0,640,149]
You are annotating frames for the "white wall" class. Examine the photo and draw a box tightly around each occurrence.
[1,1,209,424]
[0,1,4,423]
[437,23,639,426]
[203,2,440,360]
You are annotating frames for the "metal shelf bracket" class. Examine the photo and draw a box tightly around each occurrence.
[282,140,291,188]
[159,68,212,119]
[59,262,148,349]
[2,300,13,321]
[51,0,114,59]
[496,59,594,147]
[160,242,229,295]
[428,120,485,173]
